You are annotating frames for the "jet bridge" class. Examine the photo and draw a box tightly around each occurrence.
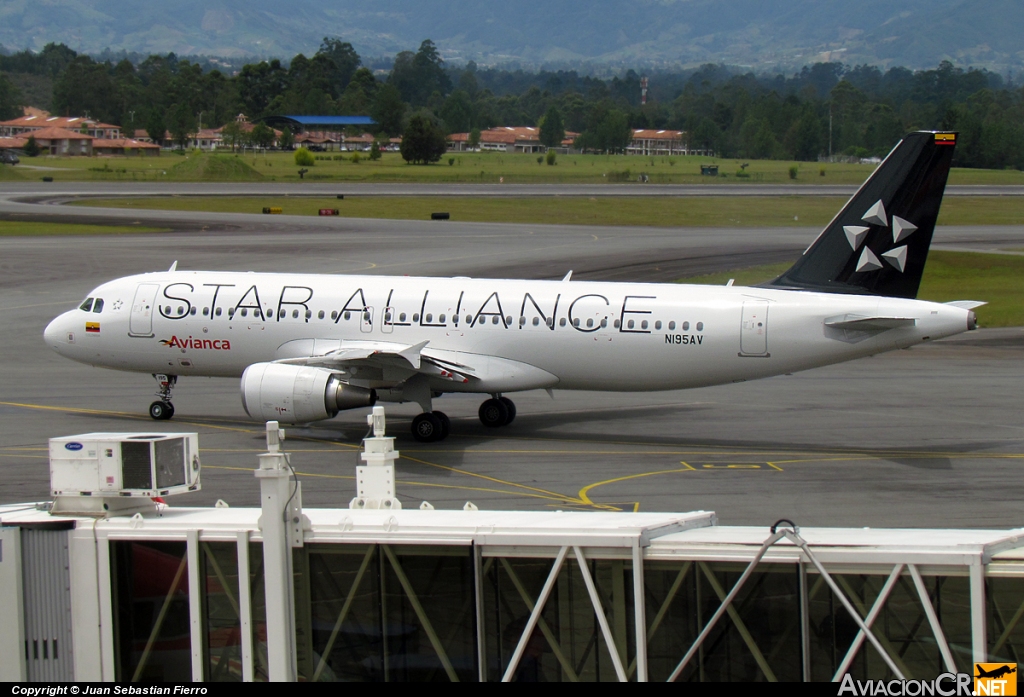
[1,414,1023,682]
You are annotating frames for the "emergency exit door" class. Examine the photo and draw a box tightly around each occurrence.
[129,283,160,337]
[739,301,770,356]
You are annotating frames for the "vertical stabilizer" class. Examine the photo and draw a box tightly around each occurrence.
[765,131,956,299]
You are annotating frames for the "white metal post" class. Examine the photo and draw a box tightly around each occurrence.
[237,532,255,682]
[254,421,298,681]
[970,558,987,665]
[187,530,203,681]
[0,527,26,680]
[632,541,648,682]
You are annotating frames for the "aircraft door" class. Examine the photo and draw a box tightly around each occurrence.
[360,307,373,333]
[739,301,769,356]
[381,306,395,334]
[129,283,160,337]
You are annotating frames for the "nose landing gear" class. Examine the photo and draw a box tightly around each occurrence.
[149,374,177,420]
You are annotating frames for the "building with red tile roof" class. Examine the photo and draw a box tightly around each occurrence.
[0,114,121,139]
[92,138,161,156]
[448,126,580,153]
[21,127,94,155]
[627,129,710,156]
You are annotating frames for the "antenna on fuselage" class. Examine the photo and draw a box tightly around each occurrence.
[562,270,572,282]
[168,260,178,272]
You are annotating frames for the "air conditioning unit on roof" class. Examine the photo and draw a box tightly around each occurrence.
[48,432,200,515]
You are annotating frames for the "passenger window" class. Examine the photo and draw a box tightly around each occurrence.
[519,317,526,326]
[93,299,104,313]
[164,306,172,314]
[215,308,222,317]
[241,309,247,317]
[362,311,369,321]
[292,309,300,318]
[573,319,580,328]
[425,313,433,323]
[505,316,512,325]
[628,320,635,329]
[190,307,196,316]
[682,321,689,330]
[533,317,540,326]
[177,306,184,315]
[668,321,675,330]
[79,298,94,312]
[306,310,312,319]
[641,320,649,330]
[466,315,472,324]
[344,311,351,320]
[586,318,593,328]
[413,313,420,322]
[655,320,662,330]
[318,310,325,320]
[614,319,621,328]
[384,311,391,322]
[203,308,209,316]
[439,314,446,323]
[400,313,407,322]
[492,316,499,325]
[600,318,607,328]
[696,322,704,331]
[559,318,567,327]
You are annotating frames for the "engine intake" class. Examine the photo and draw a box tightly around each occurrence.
[240,362,376,423]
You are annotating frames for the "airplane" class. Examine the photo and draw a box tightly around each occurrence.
[976,665,1016,679]
[44,131,982,442]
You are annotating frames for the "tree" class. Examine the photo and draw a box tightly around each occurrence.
[369,139,382,160]
[0,72,23,120]
[52,56,117,122]
[250,123,276,149]
[400,113,447,164]
[278,127,294,150]
[317,38,361,95]
[23,135,40,157]
[146,109,167,147]
[539,106,565,148]
[371,82,406,137]
[169,103,196,150]
[439,90,472,133]
[220,120,243,151]
[468,128,481,150]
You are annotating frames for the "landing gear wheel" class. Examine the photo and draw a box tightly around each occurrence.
[478,398,509,428]
[432,411,451,440]
[149,401,173,420]
[499,397,516,425]
[412,412,444,442]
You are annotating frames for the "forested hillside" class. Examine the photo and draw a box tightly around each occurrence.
[0,40,1021,169]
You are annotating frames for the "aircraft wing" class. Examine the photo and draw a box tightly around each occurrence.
[824,314,917,331]
[271,338,558,391]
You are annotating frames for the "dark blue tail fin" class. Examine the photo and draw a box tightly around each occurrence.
[765,131,956,299]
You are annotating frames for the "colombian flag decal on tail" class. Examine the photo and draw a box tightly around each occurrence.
[935,132,956,145]
[85,322,100,333]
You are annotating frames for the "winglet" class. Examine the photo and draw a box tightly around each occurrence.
[168,260,178,272]
[562,270,573,282]
[945,300,987,310]
[398,340,430,369]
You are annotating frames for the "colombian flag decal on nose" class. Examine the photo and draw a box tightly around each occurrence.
[85,322,100,333]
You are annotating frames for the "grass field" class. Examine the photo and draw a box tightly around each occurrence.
[680,251,1024,327]
[0,221,166,236]
[8,150,1024,185]
[72,195,1024,228]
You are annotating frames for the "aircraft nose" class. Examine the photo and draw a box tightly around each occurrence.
[44,312,74,352]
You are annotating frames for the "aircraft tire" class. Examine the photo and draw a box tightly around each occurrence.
[412,412,443,442]
[478,399,509,428]
[433,411,451,440]
[149,401,173,420]
[499,397,516,425]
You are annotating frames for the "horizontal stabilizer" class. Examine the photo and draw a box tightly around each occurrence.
[825,314,917,331]
[945,300,987,310]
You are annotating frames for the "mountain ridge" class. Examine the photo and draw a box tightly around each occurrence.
[1,0,1021,71]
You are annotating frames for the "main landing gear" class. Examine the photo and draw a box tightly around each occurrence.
[409,395,517,443]
[411,411,450,443]
[149,374,176,421]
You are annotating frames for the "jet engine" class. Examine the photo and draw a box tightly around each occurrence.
[240,362,376,423]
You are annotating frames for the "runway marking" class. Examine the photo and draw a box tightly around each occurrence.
[578,464,697,506]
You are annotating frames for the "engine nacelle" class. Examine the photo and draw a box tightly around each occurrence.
[240,362,376,423]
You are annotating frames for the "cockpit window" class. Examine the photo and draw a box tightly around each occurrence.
[79,298,94,312]
[92,299,104,313]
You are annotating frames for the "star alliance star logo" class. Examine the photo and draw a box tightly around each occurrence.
[844,200,916,273]
[111,299,124,310]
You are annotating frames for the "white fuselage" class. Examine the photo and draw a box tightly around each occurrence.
[44,270,973,397]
